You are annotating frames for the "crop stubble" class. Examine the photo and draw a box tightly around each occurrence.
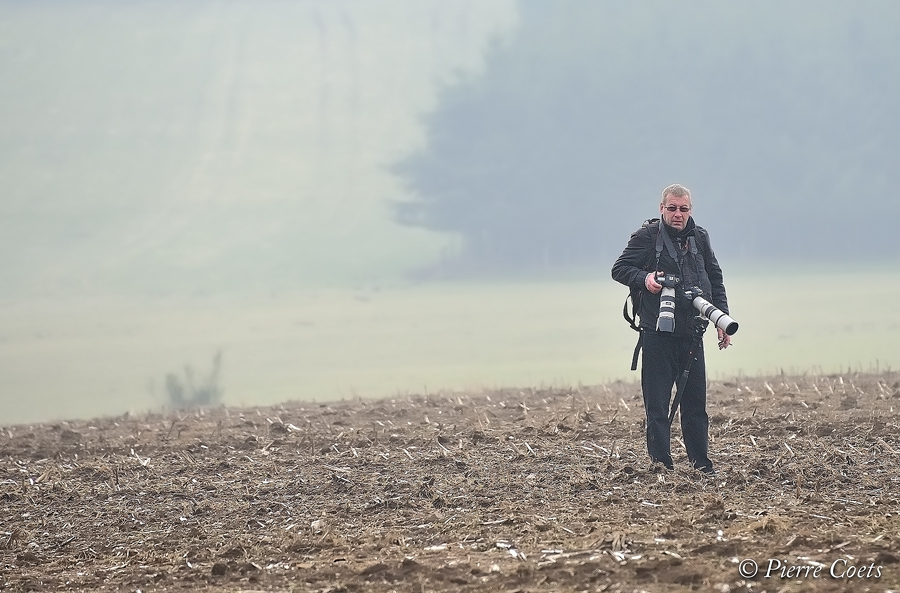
[2,372,900,592]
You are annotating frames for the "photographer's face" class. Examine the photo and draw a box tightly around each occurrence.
[660,195,691,231]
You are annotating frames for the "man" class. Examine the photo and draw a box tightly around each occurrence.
[611,184,731,474]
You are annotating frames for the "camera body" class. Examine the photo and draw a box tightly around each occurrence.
[654,273,680,332]
[655,274,680,289]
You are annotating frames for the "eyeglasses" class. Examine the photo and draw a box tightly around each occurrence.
[664,205,691,213]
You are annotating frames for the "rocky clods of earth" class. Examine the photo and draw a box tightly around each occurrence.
[2,371,900,592]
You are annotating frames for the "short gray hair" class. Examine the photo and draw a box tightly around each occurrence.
[661,183,691,205]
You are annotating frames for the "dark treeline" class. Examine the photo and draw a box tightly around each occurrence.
[393,1,900,273]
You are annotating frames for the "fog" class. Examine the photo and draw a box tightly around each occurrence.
[396,1,900,268]
[0,0,516,296]
[1,1,898,425]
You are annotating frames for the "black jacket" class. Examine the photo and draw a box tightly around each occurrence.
[612,217,729,337]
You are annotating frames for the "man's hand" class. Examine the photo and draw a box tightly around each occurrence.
[717,328,731,350]
[644,272,662,294]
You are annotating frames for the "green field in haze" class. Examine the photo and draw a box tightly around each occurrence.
[2,3,898,426]
[1,268,897,426]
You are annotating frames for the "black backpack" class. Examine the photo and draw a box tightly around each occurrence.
[622,217,660,333]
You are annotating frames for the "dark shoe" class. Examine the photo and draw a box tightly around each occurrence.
[649,460,674,472]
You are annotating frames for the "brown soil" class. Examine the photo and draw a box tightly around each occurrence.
[2,372,900,592]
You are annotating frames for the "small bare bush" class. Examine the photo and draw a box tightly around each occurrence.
[165,351,223,409]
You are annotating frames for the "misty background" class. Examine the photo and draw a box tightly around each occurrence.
[1,0,898,425]
[395,1,900,270]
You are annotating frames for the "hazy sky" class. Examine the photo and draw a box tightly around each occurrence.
[394,1,900,269]
[0,0,519,296]
[1,2,896,426]
[5,1,897,294]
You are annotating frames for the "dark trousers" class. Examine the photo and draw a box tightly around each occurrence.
[640,331,712,471]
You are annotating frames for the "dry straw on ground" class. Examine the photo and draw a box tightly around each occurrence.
[2,371,899,592]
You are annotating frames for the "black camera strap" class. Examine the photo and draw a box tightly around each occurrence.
[658,219,682,268]
[629,220,678,372]
[629,219,692,372]
[658,219,703,288]
[668,320,708,424]
[654,220,665,269]
[653,220,710,410]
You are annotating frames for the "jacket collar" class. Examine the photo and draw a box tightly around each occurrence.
[663,216,696,239]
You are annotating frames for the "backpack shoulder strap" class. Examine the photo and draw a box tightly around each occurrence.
[623,217,663,329]
[622,218,662,371]
[623,291,641,331]
[622,292,644,371]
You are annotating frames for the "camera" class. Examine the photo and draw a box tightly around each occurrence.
[685,288,739,335]
[653,274,740,336]
[655,273,680,332]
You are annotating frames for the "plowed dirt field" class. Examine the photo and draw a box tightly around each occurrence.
[3,372,900,592]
